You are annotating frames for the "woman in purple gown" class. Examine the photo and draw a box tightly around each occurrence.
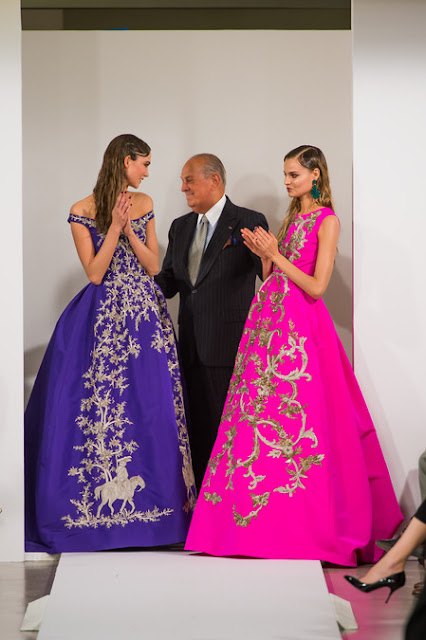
[25,134,196,553]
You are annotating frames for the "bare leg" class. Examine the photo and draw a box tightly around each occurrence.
[361,516,426,584]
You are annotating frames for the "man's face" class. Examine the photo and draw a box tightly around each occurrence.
[180,159,216,214]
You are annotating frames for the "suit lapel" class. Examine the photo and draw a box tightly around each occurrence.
[178,212,198,286]
[196,198,239,285]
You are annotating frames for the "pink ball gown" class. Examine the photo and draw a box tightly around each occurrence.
[185,207,402,565]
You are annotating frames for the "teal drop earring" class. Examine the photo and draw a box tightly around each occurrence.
[311,179,320,199]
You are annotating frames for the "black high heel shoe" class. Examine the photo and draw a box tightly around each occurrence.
[344,571,405,603]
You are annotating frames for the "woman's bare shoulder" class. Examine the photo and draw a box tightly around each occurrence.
[70,194,96,219]
[130,192,154,219]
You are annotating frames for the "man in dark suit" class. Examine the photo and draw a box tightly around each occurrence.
[155,153,268,489]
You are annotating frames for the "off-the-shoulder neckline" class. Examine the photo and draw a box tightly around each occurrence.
[69,210,153,223]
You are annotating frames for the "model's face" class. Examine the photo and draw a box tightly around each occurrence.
[180,159,217,214]
[283,157,319,199]
[124,153,151,189]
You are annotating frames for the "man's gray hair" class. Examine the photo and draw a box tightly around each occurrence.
[191,153,226,186]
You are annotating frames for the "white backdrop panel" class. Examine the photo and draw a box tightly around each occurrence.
[0,0,24,561]
[22,29,352,401]
[353,0,426,511]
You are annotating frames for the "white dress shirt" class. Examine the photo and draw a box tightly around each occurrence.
[194,194,227,249]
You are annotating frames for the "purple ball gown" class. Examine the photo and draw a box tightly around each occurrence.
[25,211,196,553]
[185,207,402,565]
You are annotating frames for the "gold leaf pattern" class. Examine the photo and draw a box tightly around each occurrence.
[204,211,324,525]
[280,210,321,263]
[204,492,222,505]
[63,214,196,529]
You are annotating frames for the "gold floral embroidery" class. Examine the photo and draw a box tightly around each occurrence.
[63,215,196,530]
[204,214,325,525]
[280,210,321,263]
[233,493,271,527]
[204,492,222,504]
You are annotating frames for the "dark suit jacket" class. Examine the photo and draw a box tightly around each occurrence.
[155,197,268,368]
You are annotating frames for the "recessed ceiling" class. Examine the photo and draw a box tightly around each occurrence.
[22,1,350,7]
[21,0,351,30]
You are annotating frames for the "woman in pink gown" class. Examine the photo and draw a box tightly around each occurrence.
[185,145,402,565]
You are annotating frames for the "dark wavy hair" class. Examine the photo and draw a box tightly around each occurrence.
[93,134,151,234]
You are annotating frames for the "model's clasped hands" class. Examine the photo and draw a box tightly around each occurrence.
[241,226,279,261]
[112,191,133,235]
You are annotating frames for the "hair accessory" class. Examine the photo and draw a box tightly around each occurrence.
[311,179,320,199]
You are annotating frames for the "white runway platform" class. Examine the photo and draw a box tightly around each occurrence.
[37,551,341,640]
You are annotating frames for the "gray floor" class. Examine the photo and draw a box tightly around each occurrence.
[0,556,423,639]
[325,560,424,639]
[1,558,58,640]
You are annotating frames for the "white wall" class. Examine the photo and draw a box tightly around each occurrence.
[0,0,24,561]
[22,30,353,404]
[353,0,426,515]
[20,30,352,557]
[8,4,424,558]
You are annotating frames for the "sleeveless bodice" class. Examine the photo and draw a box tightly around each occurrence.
[277,207,336,277]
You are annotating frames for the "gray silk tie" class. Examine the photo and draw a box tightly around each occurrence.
[188,215,208,285]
